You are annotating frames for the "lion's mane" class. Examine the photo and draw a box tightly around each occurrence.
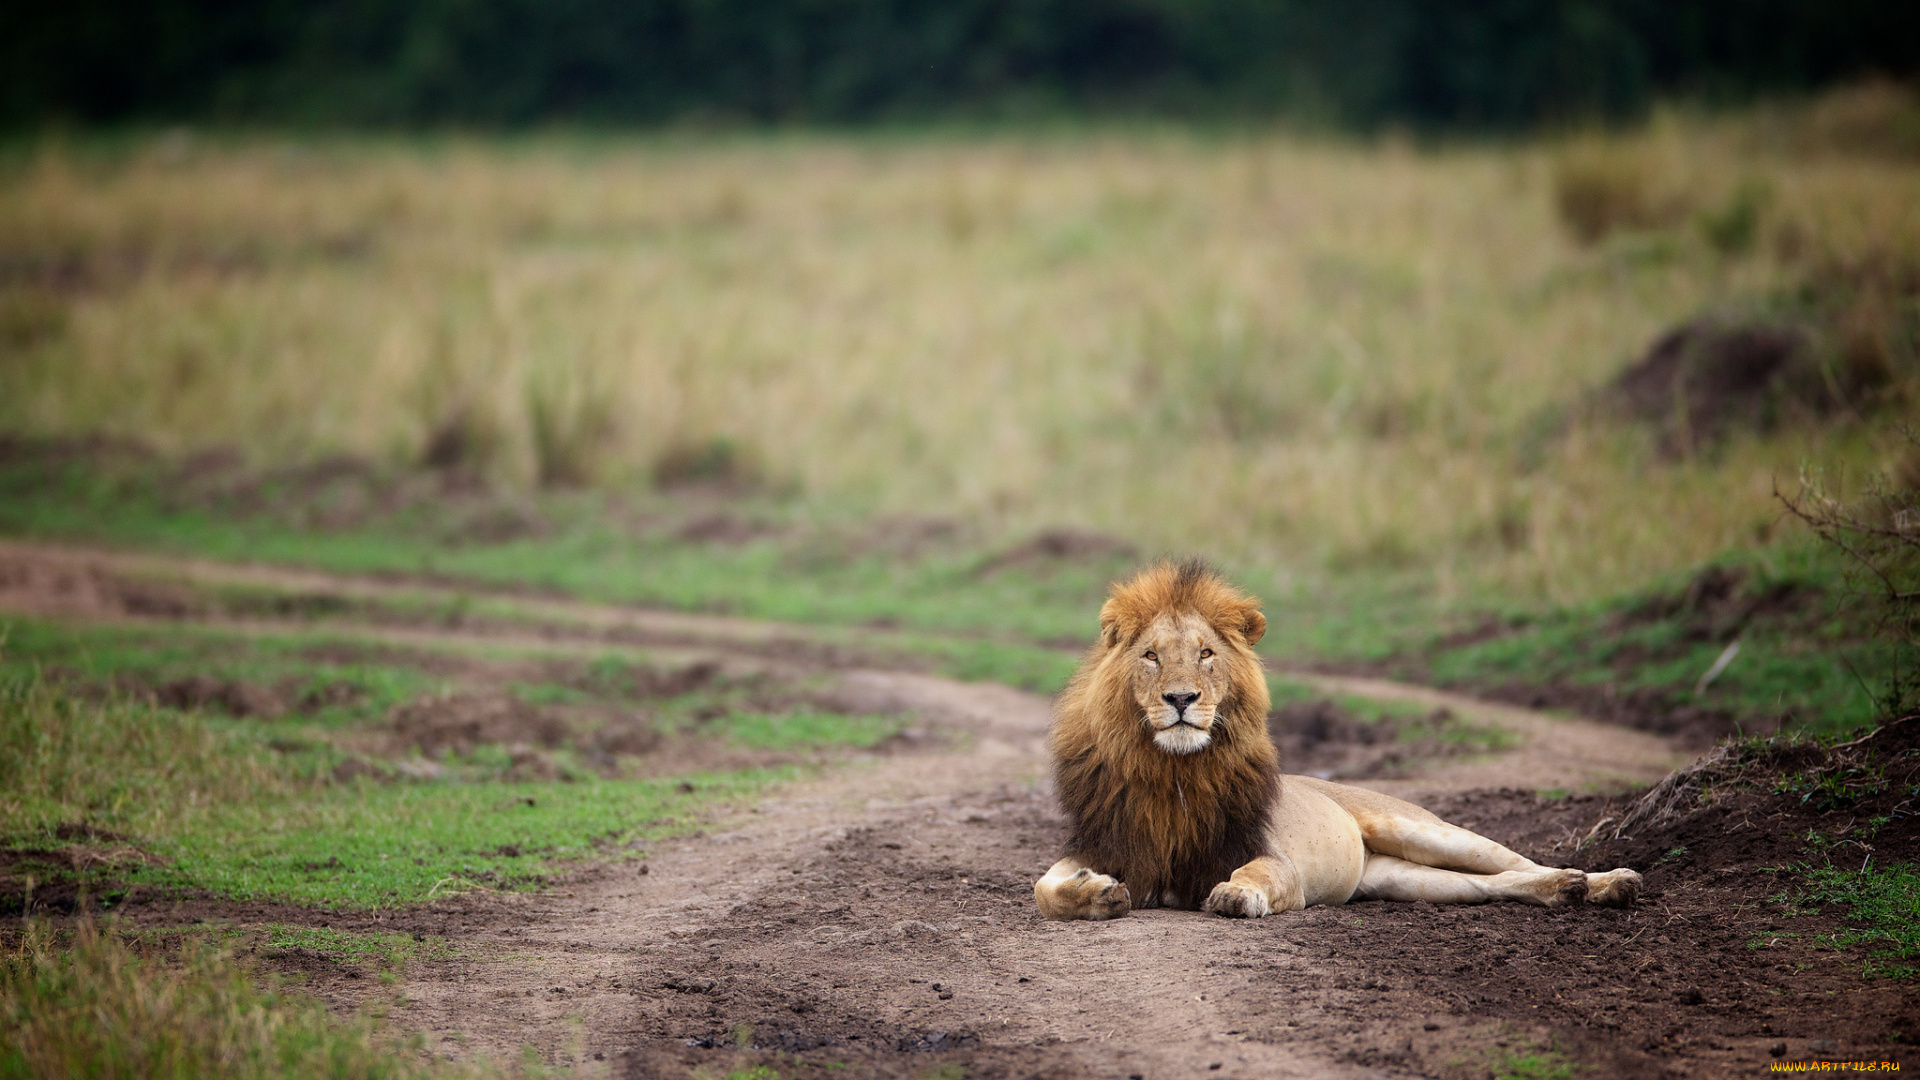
[1049,559,1280,908]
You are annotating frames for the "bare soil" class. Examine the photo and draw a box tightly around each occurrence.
[2,540,1915,1078]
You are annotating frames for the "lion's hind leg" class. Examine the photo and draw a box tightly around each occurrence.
[1360,813,1642,908]
[1355,854,1588,908]
[1584,867,1642,907]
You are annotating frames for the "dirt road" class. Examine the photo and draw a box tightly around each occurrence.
[6,539,1825,1079]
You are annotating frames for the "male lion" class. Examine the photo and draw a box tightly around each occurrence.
[1035,560,1641,920]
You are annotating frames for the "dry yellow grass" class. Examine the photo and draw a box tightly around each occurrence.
[3,105,1917,602]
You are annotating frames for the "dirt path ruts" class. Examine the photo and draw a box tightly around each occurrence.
[0,538,1697,1077]
[0,537,1689,798]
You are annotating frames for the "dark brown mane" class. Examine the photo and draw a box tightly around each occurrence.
[1048,560,1280,908]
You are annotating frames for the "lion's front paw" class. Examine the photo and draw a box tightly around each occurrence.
[1203,880,1272,919]
[1585,868,1641,908]
[1039,868,1131,921]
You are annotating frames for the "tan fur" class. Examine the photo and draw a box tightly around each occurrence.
[1036,561,1643,920]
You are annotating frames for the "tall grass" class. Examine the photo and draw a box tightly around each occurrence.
[3,95,1918,601]
[0,672,289,841]
[0,920,506,1079]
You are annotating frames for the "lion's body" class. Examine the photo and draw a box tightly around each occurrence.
[1035,561,1641,920]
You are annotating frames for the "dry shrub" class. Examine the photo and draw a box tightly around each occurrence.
[652,436,760,492]
[526,373,618,488]
[1789,78,1920,161]
[1552,143,1661,245]
[1778,432,1920,716]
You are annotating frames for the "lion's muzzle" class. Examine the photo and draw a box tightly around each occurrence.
[1148,701,1216,754]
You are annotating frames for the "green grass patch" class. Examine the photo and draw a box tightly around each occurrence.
[0,919,512,1079]
[1492,1047,1576,1080]
[135,770,780,908]
[0,671,293,843]
[259,926,457,972]
[0,455,1114,652]
[1791,862,1920,979]
[0,663,794,909]
[1406,552,1884,737]
[0,617,439,729]
[1268,676,1519,753]
[0,449,1886,722]
[705,710,905,751]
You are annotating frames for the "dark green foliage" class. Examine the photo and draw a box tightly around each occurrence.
[3,0,1916,130]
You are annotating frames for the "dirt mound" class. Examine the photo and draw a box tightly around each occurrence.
[1609,316,1869,455]
[1582,714,1920,872]
[1476,680,1746,747]
[974,529,1137,576]
[673,512,785,545]
[155,676,289,718]
[170,452,552,541]
[388,691,569,757]
[1619,564,1821,637]
[0,550,201,620]
[1420,565,1836,747]
[1268,698,1502,779]
[0,436,551,542]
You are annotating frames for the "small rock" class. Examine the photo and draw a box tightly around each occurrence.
[1771,1043,1787,1058]
[1678,987,1705,1005]
[1809,1040,1838,1054]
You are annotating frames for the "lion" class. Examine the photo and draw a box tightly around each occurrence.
[1034,560,1642,920]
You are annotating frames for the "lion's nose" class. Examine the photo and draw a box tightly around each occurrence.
[1163,691,1199,714]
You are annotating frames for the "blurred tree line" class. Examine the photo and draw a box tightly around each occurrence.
[4,0,1917,130]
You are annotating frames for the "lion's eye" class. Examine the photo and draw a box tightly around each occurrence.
[1143,651,1158,662]
[1200,648,1214,659]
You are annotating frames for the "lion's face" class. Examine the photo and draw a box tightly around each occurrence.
[1126,611,1235,755]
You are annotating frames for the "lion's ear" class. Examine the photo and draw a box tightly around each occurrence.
[1239,608,1267,646]
[1097,598,1130,649]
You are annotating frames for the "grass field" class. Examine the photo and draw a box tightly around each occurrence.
[2,88,1918,1076]
[0,611,915,910]
[4,86,1917,606]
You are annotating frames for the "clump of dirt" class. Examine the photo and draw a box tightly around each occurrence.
[0,551,203,620]
[852,516,966,561]
[134,675,365,720]
[973,529,1137,576]
[1615,564,1824,640]
[1609,244,1920,459]
[155,676,289,718]
[652,437,763,495]
[388,691,569,758]
[1386,564,1844,747]
[1582,714,1920,872]
[674,512,786,546]
[1267,698,1502,779]
[169,451,553,541]
[0,828,169,915]
[1610,317,1819,454]
[1608,313,1893,457]
[1476,681,1748,747]
[625,660,722,698]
